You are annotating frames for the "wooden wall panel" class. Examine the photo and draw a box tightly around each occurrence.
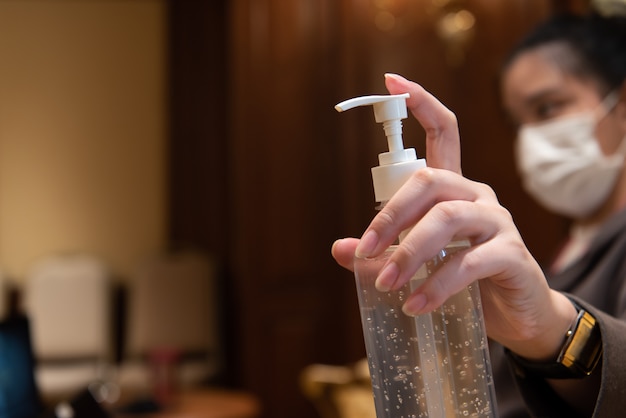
[229,1,362,416]
[168,1,230,258]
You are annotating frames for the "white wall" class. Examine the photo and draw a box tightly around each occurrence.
[0,0,167,281]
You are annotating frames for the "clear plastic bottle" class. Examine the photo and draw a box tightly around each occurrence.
[355,241,496,418]
[336,92,498,418]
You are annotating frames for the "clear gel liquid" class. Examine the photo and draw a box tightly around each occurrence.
[355,242,497,418]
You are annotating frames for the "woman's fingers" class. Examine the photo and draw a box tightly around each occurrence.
[376,194,506,293]
[331,238,359,272]
[384,74,461,174]
[354,167,527,313]
[402,228,533,316]
[356,168,491,260]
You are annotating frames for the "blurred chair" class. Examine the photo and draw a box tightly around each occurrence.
[23,254,115,403]
[118,250,221,397]
[300,358,375,418]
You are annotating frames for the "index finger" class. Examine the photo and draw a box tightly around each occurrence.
[384,74,461,174]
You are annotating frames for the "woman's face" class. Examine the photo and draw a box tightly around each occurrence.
[501,44,625,155]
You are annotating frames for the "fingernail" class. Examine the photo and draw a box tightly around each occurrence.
[331,237,344,250]
[403,293,427,316]
[384,73,405,82]
[355,230,378,258]
[375,262,399,292]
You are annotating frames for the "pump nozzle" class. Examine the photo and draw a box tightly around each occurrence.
[335,93,426,203]
[335,93,409,123]
[335,94,409,154]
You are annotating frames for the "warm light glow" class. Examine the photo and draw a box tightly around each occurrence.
[453,9,475,30]
[434,5,476,67]
[438,9,475,37]
[375,10,396,31]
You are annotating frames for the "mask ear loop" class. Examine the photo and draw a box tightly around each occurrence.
[597,91,626,161]
[595,90,621,121]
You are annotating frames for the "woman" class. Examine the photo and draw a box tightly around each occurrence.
[332,12,626,418]
[496,12,626,417]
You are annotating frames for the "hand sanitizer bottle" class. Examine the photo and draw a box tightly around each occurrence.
[335,93,497,418]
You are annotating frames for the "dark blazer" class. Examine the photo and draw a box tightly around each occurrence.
[490,209,626,417]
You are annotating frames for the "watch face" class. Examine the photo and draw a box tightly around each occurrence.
[559,310,602,376]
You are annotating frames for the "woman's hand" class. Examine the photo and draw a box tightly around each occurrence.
[331,74,578,361]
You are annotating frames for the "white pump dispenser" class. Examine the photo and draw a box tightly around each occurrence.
[335,93,426,203]
[336,92,498,418]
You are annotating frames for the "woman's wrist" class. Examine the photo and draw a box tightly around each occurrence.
[505,291,579,362]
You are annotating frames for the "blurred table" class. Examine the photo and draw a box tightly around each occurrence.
[114,388,261,418]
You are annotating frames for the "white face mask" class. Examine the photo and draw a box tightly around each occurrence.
[515,93,625,219]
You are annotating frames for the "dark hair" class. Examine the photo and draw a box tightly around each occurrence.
[504,13,626,93]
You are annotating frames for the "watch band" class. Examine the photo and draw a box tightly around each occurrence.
[507,302,602,379]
